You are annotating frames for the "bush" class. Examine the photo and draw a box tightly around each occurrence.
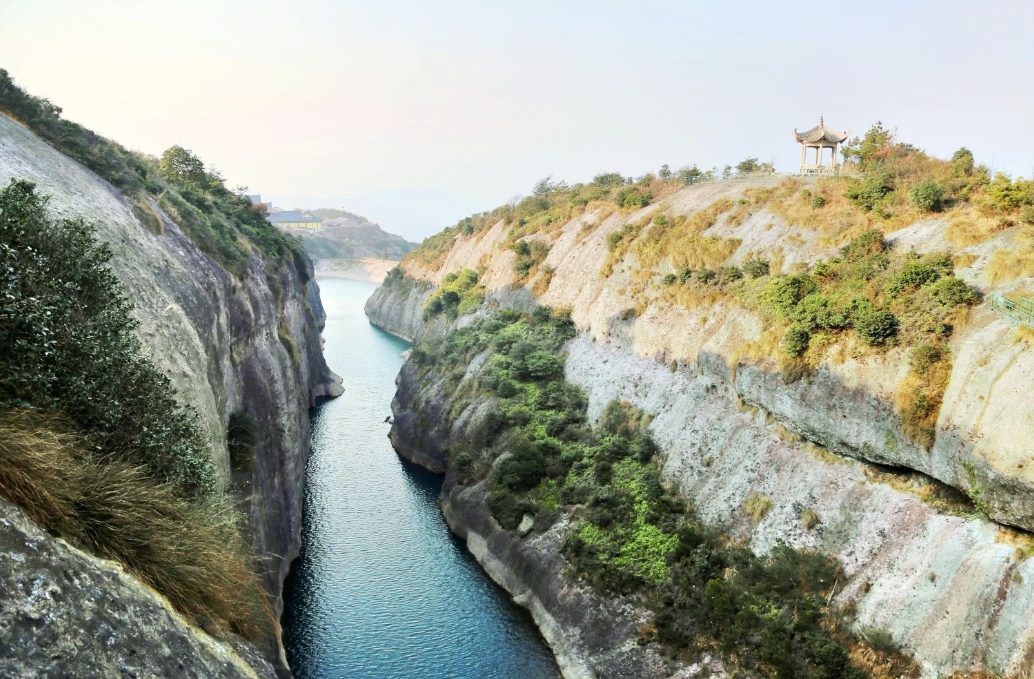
[662,273,677,285]
[784,325,811,357]
[909,180,945,211]
[677,265,693,284]
[762,274,817,317]
[855,308,899,345]
[718,266,743,282]
[932,276,978,306]
[811,194,826,209]
[742,258,770,278]
[844,172,893,213]
[694,267,716,283]
[0,180,215,497]
[885,257,950,296]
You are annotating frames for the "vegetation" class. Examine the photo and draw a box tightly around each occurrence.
[422,269,485,320]
[415,309,916,679]
[227,410,259,472]
[0,69,306,280]
[0,181,267,638]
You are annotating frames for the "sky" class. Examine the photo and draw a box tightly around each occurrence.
[2,0,1034,242]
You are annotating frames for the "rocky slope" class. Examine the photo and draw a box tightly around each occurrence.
[0,114,341,676]
[368,179,1034,678]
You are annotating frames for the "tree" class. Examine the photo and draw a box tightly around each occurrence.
[840,122,895,171]
[736,157,761,174]
[951,147,975,176]
[158,145,207,187]
[658,164,672,181]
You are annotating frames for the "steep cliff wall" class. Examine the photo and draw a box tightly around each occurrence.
[369,178,1034,678]
[0,114,340,676]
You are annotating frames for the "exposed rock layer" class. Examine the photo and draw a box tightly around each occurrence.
[368,179,1034,677]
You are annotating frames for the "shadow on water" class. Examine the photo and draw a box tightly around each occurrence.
[282,278,559,679]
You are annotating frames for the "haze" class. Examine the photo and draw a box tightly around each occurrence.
[3,0,1033,241]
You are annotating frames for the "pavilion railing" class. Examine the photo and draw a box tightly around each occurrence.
[990,294,1034,328]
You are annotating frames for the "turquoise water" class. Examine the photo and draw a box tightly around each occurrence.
[282,278,560,679]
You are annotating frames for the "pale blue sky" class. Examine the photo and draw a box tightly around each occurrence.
[2,0,1033,240]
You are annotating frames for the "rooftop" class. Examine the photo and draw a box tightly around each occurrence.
[793,117,849,144]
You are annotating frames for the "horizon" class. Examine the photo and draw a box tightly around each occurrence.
[3,0,1034,242]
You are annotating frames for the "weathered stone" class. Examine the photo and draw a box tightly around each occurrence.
[0,500,276,679]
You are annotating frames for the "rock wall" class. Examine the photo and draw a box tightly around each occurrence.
[388,358,723,679]
[0,115,340,676]
[367,178,1034,677]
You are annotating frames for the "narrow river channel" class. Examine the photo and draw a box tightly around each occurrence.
[283,278,560,679]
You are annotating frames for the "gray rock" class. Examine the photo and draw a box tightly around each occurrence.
[0,500,275,679]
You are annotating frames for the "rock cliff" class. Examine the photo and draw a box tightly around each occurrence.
[0,114,340,676]
[368,178,1034,678]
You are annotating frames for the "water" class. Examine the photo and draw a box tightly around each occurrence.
[283,278,560,679]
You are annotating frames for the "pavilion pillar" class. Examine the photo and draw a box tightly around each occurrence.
[800,145,806,171]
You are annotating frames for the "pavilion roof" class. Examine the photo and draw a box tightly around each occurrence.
[793,117,849,144]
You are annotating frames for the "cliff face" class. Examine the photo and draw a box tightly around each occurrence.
[0,115,340,676]
[368,179,1034,678]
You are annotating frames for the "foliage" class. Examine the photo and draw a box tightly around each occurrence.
[227,410,259,472]
[743,258,771,278]
[0,183,269,639]
[412,310,904,678]
[751,230,976,355]
[422,269,485,321]
[783,325,811,357]
[909,180,945,212]
[0,180,215,497]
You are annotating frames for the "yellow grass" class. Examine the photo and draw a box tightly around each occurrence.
[985,228,1034,284]
[0,409,271,641]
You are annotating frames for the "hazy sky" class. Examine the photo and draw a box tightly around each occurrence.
[3,0,1033,241]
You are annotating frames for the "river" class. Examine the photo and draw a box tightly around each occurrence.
[282,278,560,679]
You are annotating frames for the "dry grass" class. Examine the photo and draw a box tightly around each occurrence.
[132,198,163,235]
[0,409,271,641]
[531,265,555,296]
[944,206,1007,247]
[985,227,1034,284]
[801,508,821,530]
[631,198,737,272]
[743,491,772,524]
[953,252,978,268]
[894,354,951,450]
[848,643,921,679]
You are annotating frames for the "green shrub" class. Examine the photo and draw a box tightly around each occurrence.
[422,268,485,320]
[694,267,716,283]
[811,194,826,209]
[784,325,811,357]
[885,256,951,296]
[909,180,945,211]
[227,411,259,472]
[718,266,743,282]
[855,308,899,345]
[932,276,978,306]
[791,294,851,330]
[0,180,215,497]
[762,274,817,317]
[742,258,770,278]
[845,172,893,213]
[662,273,677,285]
[677,265,693,284]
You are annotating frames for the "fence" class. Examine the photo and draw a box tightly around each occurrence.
[990,294,1034,327]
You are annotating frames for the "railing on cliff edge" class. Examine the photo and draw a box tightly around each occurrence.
[679,169,863,186]
[991,294,1034,328]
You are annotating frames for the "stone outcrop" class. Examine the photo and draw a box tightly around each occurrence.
[0,114,341,676]
[368,178,1034,677]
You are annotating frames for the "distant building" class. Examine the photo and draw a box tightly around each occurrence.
[793,117,849,173]
[268,210,322,230]
[248,194,272,213]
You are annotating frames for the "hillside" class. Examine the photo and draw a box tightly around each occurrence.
[293,217,415,260]
[366,129,1034,678]
[0,71,340,677]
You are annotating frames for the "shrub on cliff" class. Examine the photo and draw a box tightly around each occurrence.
[0,180,215,496]
[0,181,268,639]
